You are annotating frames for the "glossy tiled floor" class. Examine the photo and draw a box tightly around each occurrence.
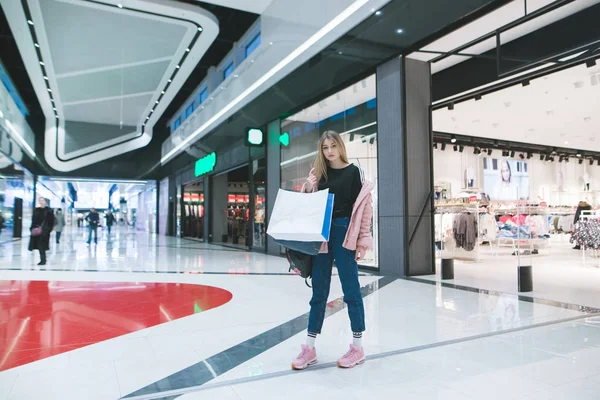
[1,227,599,400]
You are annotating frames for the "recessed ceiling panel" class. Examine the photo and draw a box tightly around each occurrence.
[39,0,187,75]
[58,60,171,104]
[63,94,154,126]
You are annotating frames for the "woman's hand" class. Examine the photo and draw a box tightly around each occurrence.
[306,168,318,191]
[355,246,367,261]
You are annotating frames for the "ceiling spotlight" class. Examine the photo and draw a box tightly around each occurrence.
[590,159,594,165]
[39,61,44,66]
[27,20,34,25]
[475,95,482,101]
[53,107,56,111]
[510,150,515,158]
[577,152,582,157]
[519,153,525,160]
[186,48,190,52]
[487,149,493,156]
[198,27,203,31]
[448,103,454,110]
[586,59,597,68]
[474,147,481,155]
[450,135,457,143]
[522,79,530,87]
[161,91,165,94]
[597,159,600,166]
[44,76,48,80]
[155,100,159,104]
[433,143,438,150]
[47,88,51,92]
[375,10,383,16]
[146,117,150,120]
[579,159,584,164]
[459,145,464,153]
[441,143,446,151]
[559,156,564,163]
[117,3,123,8]
[527,152,532,159]
[396,29,404,35]
[548,156,554,162]
[168,79,172,83]
[540,154,545,161]
[34,43,40,48]
[176,65,180,69]
[551,147,557,154]
[453,145,458,152]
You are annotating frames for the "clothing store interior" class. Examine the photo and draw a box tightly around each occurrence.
[182,180,205,241]
[430,57,600,303]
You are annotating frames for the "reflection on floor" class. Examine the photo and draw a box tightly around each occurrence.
[429,238,600,309]
[1,228,600,400]
[0,280,232,372]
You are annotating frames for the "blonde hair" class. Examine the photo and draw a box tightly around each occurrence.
[313,130,349,183]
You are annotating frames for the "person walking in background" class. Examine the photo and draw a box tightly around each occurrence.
[54,209,66,244]
[85,208,100,245]
[105,210,116,235]
[28,198,55,265]
[0,211,5,237]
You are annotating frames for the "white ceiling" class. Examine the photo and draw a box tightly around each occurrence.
[409,0,600,74]
[433,61,600,152]
[194,0,274,14]
[285,74,376,123]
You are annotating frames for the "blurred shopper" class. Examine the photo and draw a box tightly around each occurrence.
[28,198,54,265]
[105,210,116,235]
[0,211,5,236]
[85,208,100,245]
[54,209,66,244]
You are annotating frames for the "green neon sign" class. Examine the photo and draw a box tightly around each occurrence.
[246,128,264,146]
[279,132,290,147]
[195,152,216,177]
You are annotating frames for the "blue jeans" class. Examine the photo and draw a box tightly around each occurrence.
[87,226,98,243]
[308,218,365,334]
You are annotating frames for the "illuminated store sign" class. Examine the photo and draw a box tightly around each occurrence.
[195,152,216,177]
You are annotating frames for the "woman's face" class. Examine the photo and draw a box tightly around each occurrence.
[38,198,47,208]
[322,138,340,163]
[501,161,510,182]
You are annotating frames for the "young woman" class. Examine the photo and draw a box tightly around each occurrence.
[292,130,373,370]
[28,197,55,265]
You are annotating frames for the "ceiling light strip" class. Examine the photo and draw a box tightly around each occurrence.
[161,0,371,164]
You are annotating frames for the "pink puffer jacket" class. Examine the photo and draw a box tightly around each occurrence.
[302,180,374,254]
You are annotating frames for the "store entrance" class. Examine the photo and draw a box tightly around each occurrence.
[211,165,250,249]
[182,180,205,241]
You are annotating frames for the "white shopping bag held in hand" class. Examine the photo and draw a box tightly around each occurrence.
[267,189,334,242]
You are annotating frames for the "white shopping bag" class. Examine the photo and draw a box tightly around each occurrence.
[267,189,334,242]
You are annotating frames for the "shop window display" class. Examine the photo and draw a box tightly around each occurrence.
[280,75,379,268]
[182,181,205,240]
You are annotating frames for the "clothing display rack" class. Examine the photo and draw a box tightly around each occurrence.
[489,204,550,256]
[574,210,600,268]
[435,202,482,262]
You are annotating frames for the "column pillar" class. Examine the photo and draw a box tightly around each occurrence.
[266,119,281,256]
[376,56,435,277]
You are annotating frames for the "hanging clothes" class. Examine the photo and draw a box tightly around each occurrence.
[570,219,600,249]
[453,212,478,251]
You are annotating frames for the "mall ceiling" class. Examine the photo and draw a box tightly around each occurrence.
[0,0,258,177]
[157,0,510,179]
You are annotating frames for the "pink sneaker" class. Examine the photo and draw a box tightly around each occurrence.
[337,344,365,368]
[292,344,317,370]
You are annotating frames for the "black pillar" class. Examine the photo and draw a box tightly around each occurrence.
[266,119,281,256]
[376,56,435,277]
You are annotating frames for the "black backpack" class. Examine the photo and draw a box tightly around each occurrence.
[286,249,313,287]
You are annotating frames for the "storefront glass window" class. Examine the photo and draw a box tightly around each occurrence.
[280,75,379,268]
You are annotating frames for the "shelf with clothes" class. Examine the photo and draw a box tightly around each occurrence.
[488,204,551,256]
[434,202,484,262]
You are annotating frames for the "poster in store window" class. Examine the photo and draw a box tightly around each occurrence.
[483,158,529,200]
